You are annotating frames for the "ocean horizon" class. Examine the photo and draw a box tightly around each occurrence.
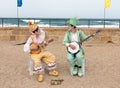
[0,18,120,28]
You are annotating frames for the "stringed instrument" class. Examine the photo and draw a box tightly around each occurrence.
[67,29,102,54]
[30,39,54,54]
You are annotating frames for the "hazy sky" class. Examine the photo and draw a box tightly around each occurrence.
[0,0,120,18]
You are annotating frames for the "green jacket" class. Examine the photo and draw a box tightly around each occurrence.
[62,29,88,56]
[62,29,88,45]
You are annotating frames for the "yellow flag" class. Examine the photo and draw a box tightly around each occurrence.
[104,0,111,8]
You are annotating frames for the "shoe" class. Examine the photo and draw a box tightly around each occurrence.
[38,75,44,82]
[70,66,78,75]
[73,66,78,75]
[49,70,59,76]
[78,67,83,77]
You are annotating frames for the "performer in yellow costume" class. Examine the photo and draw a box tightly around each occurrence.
[24,22,59,82]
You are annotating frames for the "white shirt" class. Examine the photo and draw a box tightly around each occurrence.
[65,32,78,47]
[71,32,78,42]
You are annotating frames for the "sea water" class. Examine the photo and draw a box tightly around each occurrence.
[0,18,119,28]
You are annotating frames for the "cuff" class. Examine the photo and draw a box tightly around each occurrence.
[65,43,69,47]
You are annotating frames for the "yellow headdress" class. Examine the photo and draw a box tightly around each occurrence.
[28,21,38,33]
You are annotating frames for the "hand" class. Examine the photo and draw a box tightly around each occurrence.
[69,44,76,50]
[31,34,37,43]
[92,33,96,37]
[30,43,39,50]
[44,42,48,46]
[31,34,36,38]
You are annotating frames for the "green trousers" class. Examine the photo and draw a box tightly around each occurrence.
[67,49,85,67]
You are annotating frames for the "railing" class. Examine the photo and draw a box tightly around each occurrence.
[0,18,120,28]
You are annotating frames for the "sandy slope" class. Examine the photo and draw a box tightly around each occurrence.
[0,41,120,88]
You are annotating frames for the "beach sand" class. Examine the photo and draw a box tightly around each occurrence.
[0,41,120,88]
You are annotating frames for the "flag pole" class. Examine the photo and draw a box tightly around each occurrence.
[17,0,22,27]
[17,7,19,27]
[104,0,111,28]
[104,8,106,28]
[17,6,18,18]
[17,0,19,27]
[104,0,106,28]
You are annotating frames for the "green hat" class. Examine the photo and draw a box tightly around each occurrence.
[67,18,77,27]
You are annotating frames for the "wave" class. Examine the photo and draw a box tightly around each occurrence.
[0,24,119,28]
[22,19,40,23]
[0,18,119,28]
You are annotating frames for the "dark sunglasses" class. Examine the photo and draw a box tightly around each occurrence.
[32,27,39,33]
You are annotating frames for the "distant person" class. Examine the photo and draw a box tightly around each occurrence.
[62,18,96,77]
[24,21,59,82]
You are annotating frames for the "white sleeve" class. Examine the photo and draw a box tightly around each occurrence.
[23,37,32,53]
[65,43,70,47]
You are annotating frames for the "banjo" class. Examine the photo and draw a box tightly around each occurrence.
[67,29,101,54]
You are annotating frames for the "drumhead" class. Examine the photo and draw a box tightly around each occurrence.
[67,42,80,54]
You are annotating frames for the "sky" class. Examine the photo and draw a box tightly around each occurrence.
[0,0,120,19]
